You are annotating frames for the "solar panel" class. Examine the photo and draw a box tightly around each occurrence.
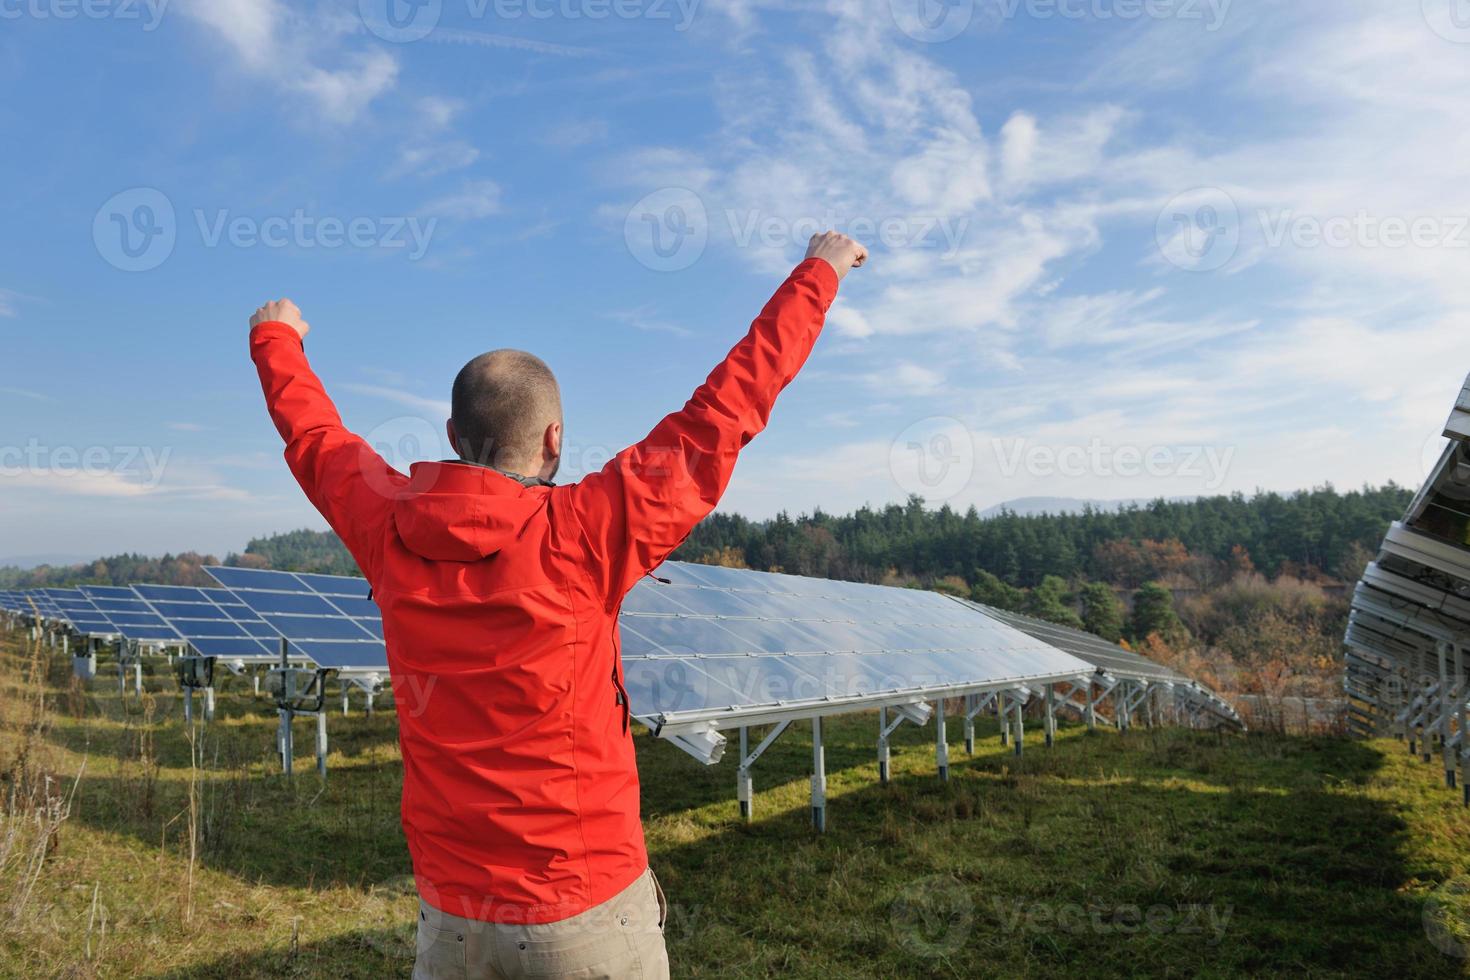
[76,585,180,643]
[954,599,1188,684]
[42,588,118,638]
[130,584,284,660]
[619,561,1093,727]
[201,567,387,670]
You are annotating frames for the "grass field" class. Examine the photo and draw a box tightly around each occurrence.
[2,626,1469,979]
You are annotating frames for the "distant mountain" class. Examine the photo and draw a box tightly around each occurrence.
[977,496,1193,519]
[0,553,94,570]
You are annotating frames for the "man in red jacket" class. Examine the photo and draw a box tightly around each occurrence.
[247,231,867,979]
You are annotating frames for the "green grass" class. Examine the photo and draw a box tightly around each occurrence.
[2,629,1469,978]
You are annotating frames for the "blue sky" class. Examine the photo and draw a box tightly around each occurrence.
[4,0,1469,560]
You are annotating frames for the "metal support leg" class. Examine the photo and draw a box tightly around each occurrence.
[1441,643,1456,789]
[204,686,215,722]
[185,686,194,724]
[1118,684,1131,734]
[877,709,891,785]
[366,693,375,717]
[280,708,295,776]
[936,698,949,782]
[1012,694,1024,757]
[811,716,827,833]
[738,727,752,820]
[1086,682,1097,731]
[999,695,1010,746]
[1143,684,1155,730]
[963,695,975,755]
[342,684,350,716]
[1044,684,1056,748]
[134,661,143,697]
[1457,646,1469,806]
[254,674,261,697]
[316,711,328,778]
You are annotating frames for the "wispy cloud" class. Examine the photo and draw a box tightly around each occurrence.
[340,383,451,417]
[178,0,398,124]
[0,386,55,402]
[608,307,694,338]
[423,181,503,220]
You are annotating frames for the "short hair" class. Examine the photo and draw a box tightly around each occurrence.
[450,349,562,469]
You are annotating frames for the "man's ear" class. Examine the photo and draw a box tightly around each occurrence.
[544,420,563,459]
[445,418,458,458]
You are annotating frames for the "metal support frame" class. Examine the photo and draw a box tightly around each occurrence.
[1440,642,1457,789]
[735,719,791,823]
[72,636,98,682]
[177,654,217,724]
[811,716,827,833]
[1044,683,1056,748]
[1010,690,1025,756]
[270,639,332,778]
[935,698,949,781]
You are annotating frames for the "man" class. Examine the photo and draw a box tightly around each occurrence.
[247,231,867,979]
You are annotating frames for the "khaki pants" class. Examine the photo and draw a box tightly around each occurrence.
[413,868,670,980]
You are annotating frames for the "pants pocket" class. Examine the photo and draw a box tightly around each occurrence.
[413,920,468,980]
[647,868,667,933]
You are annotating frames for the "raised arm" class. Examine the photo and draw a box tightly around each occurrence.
[248,299,402,582]
[561,232,867,603]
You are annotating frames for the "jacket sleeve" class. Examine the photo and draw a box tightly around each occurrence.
[249,323,403,581]
[560,257,840,604]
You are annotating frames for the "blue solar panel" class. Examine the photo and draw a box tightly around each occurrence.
[129,584,280,660]
[618,561,1091,721]
[201,567,386,670]
[76,586,179,643]
[43,589,118,637]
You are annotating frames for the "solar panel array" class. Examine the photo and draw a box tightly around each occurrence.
[618,561,1093,727]
[202,567,386,669]
[956,599,1187,683]
[43,589,117,638]
[131,584,283,661]
[78,585,180,644]
[1346,414,1470,752]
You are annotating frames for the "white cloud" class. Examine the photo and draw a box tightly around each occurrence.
[178,0,397,124]
[423,181,503,220]
[340,383,451,418]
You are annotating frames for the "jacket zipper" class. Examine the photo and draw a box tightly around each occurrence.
[611,662,630,734]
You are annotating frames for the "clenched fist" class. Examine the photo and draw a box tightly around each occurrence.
[805,231,868,281]
[249,298,310,341]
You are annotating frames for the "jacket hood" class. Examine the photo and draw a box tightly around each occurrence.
[393,461,548,562]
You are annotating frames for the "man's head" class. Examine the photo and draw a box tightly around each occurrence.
[448,349,563,482]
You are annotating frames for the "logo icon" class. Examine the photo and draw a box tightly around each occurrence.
[1156,187,1240,272]
[889,416,975,502]
[890,875,974,957]
[93,187,176,273]
[1424,875,1470,957]
[890,0,975,43]
[360,0,442,43]
[624,188,708,272]
[1423,0,1470,43]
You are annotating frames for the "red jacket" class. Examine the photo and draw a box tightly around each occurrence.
[250,258,840,924]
